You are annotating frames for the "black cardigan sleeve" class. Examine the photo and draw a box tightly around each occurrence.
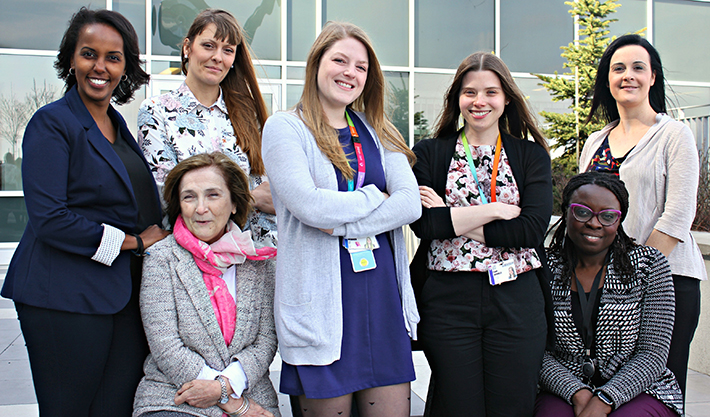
[410,136,457,240]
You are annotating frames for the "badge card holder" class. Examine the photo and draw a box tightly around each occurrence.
[488,258,518,285]
[343,236,378,273]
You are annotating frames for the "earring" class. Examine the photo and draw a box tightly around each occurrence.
[457,113,465,131]
[69,68,75,76]
[121,74,128,82]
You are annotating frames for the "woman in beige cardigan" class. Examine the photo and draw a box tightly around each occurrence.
[580,34,706,407]
[134,152,279,417]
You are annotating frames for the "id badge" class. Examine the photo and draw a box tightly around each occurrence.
[488,258,518,285]
[343,236,379,251]
[350,250,377,272]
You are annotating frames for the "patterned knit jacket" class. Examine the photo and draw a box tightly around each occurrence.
[540,245,683,415]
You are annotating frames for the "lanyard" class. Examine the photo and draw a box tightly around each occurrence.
[345,110,366,191]
[573,255,608,357]
[460,131,502,204]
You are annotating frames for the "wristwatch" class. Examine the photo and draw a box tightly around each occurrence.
[215,375,230,404]
[594,389,614,409]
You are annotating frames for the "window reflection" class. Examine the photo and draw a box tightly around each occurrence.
[607,0,646,39]
[413,73,453,144]
[500,0,572,74]
[288,0,316,61]
[324,0,408,66]
[0,197,27,243]
[0,0,89,50]
[150,0,280,60]
[655,0,710,83]
[114,0,147,53]
[0,56,65,190]
[385,72,410,146]
[415,0,494,69]
[513,76,571,128]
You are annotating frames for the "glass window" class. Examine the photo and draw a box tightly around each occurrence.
[288,0,316,61]
[655,0,710,83]
[288,66,306,80]
[0,0,89,50]
[287,84,304,109]
[415,0,494,69]
[413,72,454,144]
[150,60,183,75]
[514,76,572,128]
[255,65,281,80]
[668,85,710,119]
[0,197,27,243]
[113,0,147,53]
[500,0,573,74]
[151,0,281,60]
[607,0,646,39]
[324,0,408,67]
[0,55,66,190]
[385,72,410,146]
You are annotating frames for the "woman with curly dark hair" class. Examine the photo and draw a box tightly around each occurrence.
[1,7,168,416]
[536,171,682,416]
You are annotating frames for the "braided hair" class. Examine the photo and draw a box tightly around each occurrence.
[547,172,638,284]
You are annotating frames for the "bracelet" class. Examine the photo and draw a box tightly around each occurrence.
[227,395,250,416]
[131,233,144,256]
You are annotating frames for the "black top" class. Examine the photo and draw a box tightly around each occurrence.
[110,128,162,233]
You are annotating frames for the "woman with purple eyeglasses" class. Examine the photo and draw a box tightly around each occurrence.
[536,171,682,417]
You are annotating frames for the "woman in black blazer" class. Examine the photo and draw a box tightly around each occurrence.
[1,8,168,417]
[410,52,553,416]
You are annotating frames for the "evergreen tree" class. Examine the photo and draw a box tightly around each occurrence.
[535,0,620,160]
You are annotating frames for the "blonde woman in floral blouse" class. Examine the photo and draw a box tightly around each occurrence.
[138,9,275,245]
[410,52,553,416]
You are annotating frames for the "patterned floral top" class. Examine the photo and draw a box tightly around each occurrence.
[588,136,629,175]
[138,82,277,246]
[427,137,541,273]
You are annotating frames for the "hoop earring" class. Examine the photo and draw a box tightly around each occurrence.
[69,68,75,76]
[121,74,128,82]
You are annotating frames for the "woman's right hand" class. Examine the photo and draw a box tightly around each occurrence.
[220,396,274,417]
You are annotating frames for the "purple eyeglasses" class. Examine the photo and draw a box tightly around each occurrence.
[568,203,621,227]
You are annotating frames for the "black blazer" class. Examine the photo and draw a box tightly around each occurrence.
[409,131,555,349]
[2,86,161,314]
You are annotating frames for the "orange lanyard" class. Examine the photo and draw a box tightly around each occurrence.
[461,131,502,203]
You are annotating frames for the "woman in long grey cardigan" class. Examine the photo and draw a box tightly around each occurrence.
[134,152,279,417]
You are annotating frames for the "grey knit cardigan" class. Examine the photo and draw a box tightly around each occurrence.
[133,235,280,417]
[539,245,683,415]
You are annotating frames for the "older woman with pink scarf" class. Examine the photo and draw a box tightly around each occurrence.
[133,152,279,417]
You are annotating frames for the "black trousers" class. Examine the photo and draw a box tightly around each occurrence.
[666,274,701,405]
[16,294,148,417]
[419,269,547,417]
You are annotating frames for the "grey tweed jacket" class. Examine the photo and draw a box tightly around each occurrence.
[540,246,682,415]
[133,235,280,417]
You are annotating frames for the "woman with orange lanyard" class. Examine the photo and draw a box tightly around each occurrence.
[411,52,553,416]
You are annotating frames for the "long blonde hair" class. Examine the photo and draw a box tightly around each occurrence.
[182,9,269,176]
[298,21,415,179]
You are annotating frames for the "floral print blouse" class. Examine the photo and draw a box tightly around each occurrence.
[427,138,541,273]
[138,82,277,246]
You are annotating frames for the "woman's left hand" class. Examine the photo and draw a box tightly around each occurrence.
[174,379,221,408]
[252,182,276,215]
[419,185,445,208]
[577,396,612,417]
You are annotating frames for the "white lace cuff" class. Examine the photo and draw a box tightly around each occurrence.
[91,224,125,266]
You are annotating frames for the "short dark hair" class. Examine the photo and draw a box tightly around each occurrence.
[587,34,667,124]
[548,171,638,284]
[163,152,252,229]
[54,7,149,105]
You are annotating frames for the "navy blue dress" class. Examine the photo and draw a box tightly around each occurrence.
[279,112,415,399]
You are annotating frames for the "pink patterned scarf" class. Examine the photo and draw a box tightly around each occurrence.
[173,215,277,345]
